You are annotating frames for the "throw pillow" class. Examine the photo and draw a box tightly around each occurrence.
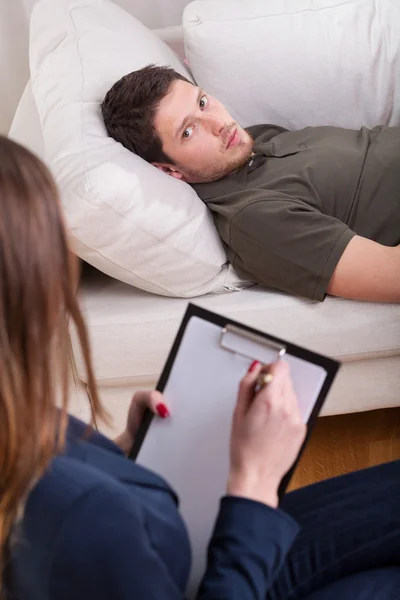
[30,0,248,296]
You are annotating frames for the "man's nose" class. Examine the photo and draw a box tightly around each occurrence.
[203,114,227,136]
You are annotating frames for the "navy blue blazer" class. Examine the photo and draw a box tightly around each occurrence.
[8,416,299,599]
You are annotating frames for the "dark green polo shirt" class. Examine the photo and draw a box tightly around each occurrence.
[193,124,400,301]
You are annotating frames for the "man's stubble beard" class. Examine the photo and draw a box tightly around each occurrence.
[183,134,254,184]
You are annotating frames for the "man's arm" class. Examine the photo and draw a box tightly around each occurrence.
[327,236,400,302]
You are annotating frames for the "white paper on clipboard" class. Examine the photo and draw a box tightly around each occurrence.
[136,315,331,598]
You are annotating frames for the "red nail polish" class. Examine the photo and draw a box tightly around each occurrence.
[248,360,260,373]
[156,403,170,418]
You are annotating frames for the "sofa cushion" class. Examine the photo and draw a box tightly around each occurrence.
[183,0,400,130]
[29,0,248,297]
[71,267,400,396]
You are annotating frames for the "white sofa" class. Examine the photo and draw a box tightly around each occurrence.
[7,0,400,438]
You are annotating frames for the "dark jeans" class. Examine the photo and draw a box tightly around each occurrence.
[269,460,400,600]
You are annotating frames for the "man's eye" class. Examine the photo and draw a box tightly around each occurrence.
[199,95,208,109]
[182,126,193,139]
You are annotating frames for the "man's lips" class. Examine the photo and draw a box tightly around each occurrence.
[226,127,238,149]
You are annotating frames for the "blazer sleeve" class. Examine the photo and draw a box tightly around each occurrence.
[198,496,299,598]
[49,484,299,600]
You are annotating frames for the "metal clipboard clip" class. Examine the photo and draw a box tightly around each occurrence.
[220,324,286,363]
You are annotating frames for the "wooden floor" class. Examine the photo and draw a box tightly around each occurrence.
[288,407,400,491]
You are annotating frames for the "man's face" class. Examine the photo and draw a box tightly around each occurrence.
[152,80,253,184]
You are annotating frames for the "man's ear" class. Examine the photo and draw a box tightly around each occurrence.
[152,162,184,180]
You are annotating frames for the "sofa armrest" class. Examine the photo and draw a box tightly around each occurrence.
[8,80,45,159]
[153,25,186,61]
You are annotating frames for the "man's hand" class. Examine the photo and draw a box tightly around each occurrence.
[114,390,170,454]
[327,235,400,302]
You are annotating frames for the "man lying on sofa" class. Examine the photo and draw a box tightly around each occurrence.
[101,65,400,303]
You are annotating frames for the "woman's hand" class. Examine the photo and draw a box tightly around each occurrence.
[114,390,170,454]
[228,360,306,508]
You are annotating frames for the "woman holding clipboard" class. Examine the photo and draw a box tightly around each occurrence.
[1,136,400,600]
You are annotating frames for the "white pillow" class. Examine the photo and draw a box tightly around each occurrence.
[29,0,248,297]
[183,0,400,130]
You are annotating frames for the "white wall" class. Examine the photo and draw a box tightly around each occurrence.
[116,0,191,29]
[0,0,191,134]
[0,0,31,133]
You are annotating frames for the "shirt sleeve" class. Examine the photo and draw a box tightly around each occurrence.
[49,484,299,600]
[230,195,355,301]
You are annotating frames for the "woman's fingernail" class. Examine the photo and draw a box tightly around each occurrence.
[156,403,170,418]
[248,360,260,373]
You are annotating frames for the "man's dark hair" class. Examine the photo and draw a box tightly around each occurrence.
[101,64,192,163]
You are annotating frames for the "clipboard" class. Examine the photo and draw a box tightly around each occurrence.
[131,304,340,596]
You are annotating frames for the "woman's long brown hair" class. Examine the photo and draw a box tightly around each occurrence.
[0,136,109,590]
